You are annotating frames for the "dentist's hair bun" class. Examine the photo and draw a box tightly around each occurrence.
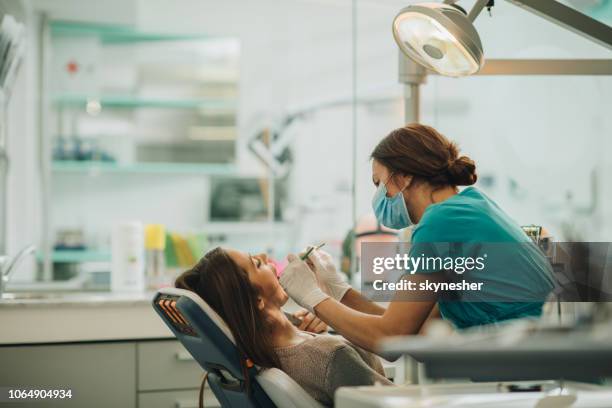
[446,143,477,186]
[371,123,477,187]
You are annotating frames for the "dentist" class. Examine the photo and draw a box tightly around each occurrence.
[280,123,554,353]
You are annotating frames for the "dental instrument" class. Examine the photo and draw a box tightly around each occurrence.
[301,243,326,261]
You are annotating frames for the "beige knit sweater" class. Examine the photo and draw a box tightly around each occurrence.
[274,332,393,406]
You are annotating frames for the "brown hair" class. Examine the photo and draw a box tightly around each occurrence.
[371,123,477,187]
[175,247,280,369]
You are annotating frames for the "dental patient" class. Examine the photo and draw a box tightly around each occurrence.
[175,247,392,407]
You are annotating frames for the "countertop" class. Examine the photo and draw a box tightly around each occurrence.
[0,291,173,345]
[0,291,156,308]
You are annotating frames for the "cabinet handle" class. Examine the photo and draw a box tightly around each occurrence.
[383,365,396,379]
[175,396,218,408]
[175,351,195,362]
[174,401,198,408]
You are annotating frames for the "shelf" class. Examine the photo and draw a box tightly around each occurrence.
[50,20,210,44]
[52,94,236,110]
[38,250,111,263]
[52,161,236,175]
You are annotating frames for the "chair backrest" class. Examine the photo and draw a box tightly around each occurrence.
[153,287,273,407]
[152,287,323,408]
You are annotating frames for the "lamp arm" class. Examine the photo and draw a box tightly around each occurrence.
[468,0,492,22]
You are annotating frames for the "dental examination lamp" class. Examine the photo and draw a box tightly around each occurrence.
[392,1,491,77]
[393,0,612,78]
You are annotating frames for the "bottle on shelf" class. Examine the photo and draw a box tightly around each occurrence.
[111,221,145,293]
[145,224,167,290]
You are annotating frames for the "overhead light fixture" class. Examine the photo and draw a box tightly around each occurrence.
[392,1,489,77]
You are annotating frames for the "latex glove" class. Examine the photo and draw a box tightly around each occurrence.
[307,249,351,302]
[294,309,328,333]
[279,254,329,313]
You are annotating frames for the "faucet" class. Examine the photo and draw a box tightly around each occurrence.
[0,244,36,299]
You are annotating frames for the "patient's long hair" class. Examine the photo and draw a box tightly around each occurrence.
[175,247,281,369]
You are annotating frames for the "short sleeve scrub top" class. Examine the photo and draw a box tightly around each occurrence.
[409,187,555,329]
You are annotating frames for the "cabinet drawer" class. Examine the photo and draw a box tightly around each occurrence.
[0,343,136,408]
[139,389,219,408]
[138,340,203,391]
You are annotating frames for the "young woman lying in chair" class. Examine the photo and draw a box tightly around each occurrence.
[175,247,393,407]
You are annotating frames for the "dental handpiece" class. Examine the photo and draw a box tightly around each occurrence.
[301,242,326,261]
[276,242,327,278]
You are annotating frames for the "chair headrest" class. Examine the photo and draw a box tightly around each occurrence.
[153,287,249,380]
[156,287,236,343]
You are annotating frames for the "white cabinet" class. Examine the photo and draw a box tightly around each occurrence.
[0,339,219,407]
[0,342,136,407]
[137,340,220,407]
[139,389,219,408]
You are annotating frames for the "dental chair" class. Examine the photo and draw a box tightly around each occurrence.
[153,287,324,408]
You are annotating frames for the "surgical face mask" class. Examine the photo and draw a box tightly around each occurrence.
[371,177,412,229]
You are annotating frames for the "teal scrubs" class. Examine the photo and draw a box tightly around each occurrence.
[409,187,555,329]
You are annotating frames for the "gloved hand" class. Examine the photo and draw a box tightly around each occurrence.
[307,250,351,302]
[279,254,329,313]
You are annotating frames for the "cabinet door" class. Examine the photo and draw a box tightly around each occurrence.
[139,389,220,408]
[138,340,204,391]
[0,343,136,408]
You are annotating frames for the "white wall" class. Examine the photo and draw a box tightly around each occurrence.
[14,0,360,273]
[352,0,612,241]
[132,0,358,255]
[5,0,139,281]
[6,0,612,282]
[137,0,612,248]
[4,1,39,280]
